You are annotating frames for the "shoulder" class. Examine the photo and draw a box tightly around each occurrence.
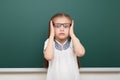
[43,38,49,50]
[44,38,55,45]
[44,38,49,43]
[44,38,50,44]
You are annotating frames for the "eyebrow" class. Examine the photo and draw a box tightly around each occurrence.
[53,23,71,24]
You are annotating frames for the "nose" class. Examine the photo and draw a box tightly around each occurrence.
[60,25,64,31]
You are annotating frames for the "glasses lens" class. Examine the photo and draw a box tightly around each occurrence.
[63,23,71,28]
[53,23,71,28]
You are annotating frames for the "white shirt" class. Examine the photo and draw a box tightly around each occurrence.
[44,38,80,80]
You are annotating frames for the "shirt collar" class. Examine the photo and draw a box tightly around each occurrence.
[54,38,71,51]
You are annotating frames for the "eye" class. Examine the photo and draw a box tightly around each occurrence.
[63,24,70,28]
[64,25,69,28]
[54,23,61,28]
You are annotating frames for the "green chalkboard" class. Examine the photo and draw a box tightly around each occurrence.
[0,0,120,68]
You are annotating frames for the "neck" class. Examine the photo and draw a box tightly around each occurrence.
[55,38,67,45]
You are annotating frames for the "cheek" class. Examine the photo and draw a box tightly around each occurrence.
[65,30,69,36]
[67,29,70,34]
[54,29,59,35]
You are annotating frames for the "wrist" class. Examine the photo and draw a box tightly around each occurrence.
[49,35,54,39]
[70,34,76,38]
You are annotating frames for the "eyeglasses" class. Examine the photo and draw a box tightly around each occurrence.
[53,23,71,28]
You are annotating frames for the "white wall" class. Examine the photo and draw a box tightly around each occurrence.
[0,68,120,80]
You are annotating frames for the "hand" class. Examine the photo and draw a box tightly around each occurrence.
[50,20,54,37]
[69,20,75,37]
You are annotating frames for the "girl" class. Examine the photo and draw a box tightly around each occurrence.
[43,13,85,80]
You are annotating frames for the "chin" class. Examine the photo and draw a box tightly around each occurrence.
[59,36,67,40]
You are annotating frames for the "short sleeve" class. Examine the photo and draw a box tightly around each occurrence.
[44,39,49,50]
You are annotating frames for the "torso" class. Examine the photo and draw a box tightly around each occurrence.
[46,38,80,80]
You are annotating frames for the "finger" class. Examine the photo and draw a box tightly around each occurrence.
[50,20,55,31]
[71,20,74,29]
[72,20,74,27]
[50,20,54,30]
[50,20,53,27]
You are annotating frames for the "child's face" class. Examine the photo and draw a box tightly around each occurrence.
[52,17,71,41]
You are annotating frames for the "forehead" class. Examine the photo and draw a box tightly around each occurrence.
[53,16,71,23]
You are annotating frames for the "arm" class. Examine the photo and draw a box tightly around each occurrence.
[70,20,85,57]
[44,21,54,61]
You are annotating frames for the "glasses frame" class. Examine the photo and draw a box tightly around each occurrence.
[52,22,71,28]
